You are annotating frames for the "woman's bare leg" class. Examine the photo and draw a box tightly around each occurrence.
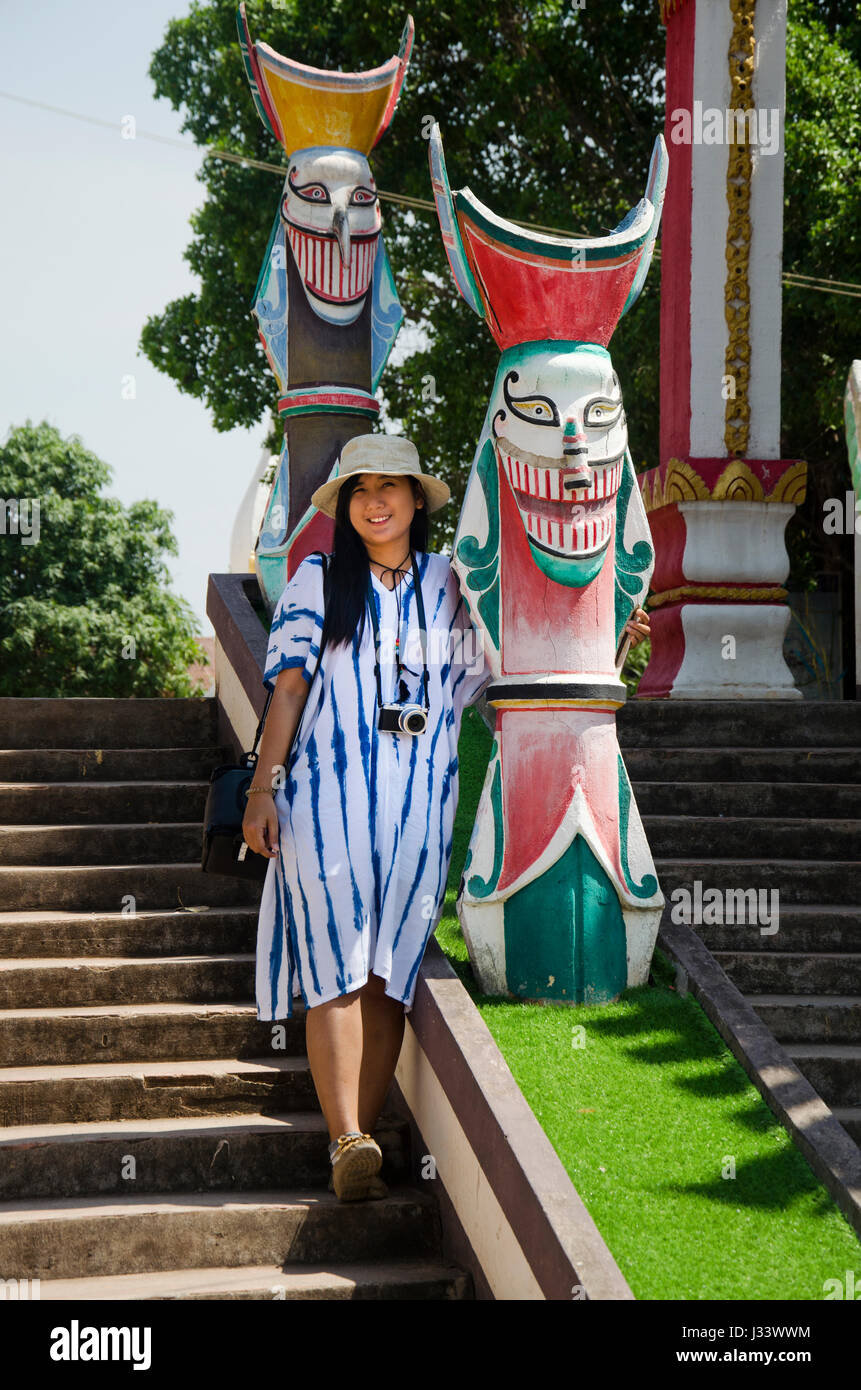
[358,972,405,1134]
[304,991,364,1141]
[304,975,405,1141]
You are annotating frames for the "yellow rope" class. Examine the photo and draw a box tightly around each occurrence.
[648,584,788,608]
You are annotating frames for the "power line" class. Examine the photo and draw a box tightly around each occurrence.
[784,270,861,290]
[0,89,588,236]
[2,89,859,297]
[782,274,861,300]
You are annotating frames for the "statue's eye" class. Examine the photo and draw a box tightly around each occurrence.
[292,182,331,203]
[350,187,377,206]
[584,399,622,428]
[502,371,559,427]
[510,397,560,426]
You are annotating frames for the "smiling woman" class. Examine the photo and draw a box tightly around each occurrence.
[241,433,492,1202]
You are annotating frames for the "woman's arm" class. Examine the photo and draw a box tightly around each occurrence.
[241,665,312,859]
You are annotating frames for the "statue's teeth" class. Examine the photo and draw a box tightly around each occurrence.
[502,453,622,503]
[523,507,612,555]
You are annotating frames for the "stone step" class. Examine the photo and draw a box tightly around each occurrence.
[0,782,209,825]
[0,1002,301,1066]
[0,1056,317,1127]
[783,1044,861,1108]
[3,905,858,962]
[635,782,861,819]
[0,907,258,959]
[617,700,861,748]
[746,996,861,1045]
[6,817,858,869]
[0,1188,441,1280]
[9,778,850,826]
[645,817,859,860]
[624,747,861,783]
[0,824,205,867]
[0,864,262,912]
[656,860,861,906]
[712,951,861,995]
[0,698,219,750]
[0,1111,410,1200]
[686,906,861,954]
[0,955,255,1009]
[831,1108,861,1146]
[0,747,228,783]
[34,1258,472,1301]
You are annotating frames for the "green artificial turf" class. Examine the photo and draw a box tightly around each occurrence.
[435,705,861,1300]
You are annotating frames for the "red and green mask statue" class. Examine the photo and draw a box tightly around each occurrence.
[429,123,669,1003]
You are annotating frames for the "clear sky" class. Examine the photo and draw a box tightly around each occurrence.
[0,0,269,634]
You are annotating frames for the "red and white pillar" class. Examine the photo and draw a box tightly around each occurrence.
[639,0,807,699]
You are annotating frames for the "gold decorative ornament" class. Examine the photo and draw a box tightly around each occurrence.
[765,459,807,505]
[711,458,763,502]
[641,457,807,512]
[724,0,757,458]
[660,458,712,505]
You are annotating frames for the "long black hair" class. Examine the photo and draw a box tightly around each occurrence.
[319,471,430,656]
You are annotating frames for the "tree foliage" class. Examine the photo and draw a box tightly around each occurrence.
[783,0,861,590]
[0,422,206,696]
[142,0,861,590]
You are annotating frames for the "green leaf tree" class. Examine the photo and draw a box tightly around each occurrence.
[783,0,861,594]
[0,421,207,697]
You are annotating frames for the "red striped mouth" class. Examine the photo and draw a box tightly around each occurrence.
[286,225,378,306]
[496,441,623,556]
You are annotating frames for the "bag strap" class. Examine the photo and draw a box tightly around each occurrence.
[249,550,330,758]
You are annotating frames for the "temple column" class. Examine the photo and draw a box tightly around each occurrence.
[639,0,806,699]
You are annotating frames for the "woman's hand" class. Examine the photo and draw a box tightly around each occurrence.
[242,792,280,859]
[624,606,651,648]
[241,666,310,860]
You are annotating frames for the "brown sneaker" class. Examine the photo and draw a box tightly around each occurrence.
[330,1133,383,1202]
[328,1169,388,1200]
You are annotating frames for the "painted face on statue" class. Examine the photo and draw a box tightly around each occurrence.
[490,344,627,570]
[281,147,382,325]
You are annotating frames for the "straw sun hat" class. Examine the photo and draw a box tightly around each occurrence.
[309,434,451,520]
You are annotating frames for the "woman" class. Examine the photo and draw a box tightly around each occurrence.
[242,434,649,1202]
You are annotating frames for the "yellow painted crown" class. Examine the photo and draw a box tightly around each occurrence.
[237,4,414,156]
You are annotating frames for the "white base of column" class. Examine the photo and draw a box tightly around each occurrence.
[457,894,508,997]
[671,603,801,699]
[624,905,665,988]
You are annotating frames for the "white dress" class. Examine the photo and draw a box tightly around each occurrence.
[255,549,492,1019]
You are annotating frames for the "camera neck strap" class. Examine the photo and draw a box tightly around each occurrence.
[365,550,430,712]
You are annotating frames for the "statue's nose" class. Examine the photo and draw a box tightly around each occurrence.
[562,418,588,454]
[332,207,352,267]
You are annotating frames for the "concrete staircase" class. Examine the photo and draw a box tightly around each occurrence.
[618,699,861,1146]
[0,698,471,1300]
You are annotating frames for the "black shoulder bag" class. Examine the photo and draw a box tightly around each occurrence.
[201,551,331,881]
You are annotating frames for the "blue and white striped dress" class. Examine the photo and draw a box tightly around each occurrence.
[255,549,492,1019]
